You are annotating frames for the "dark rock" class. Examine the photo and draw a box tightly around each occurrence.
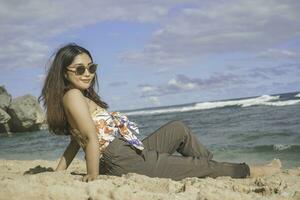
[0,108,11,134]
[0,108,10,123]
[7,95,45,132]
[0,86,12,110]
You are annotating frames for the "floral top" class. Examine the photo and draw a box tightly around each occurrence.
[71,106,144,155]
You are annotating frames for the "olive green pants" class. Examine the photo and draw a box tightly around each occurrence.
[100,120,250,181]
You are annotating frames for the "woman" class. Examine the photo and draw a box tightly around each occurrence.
[39,43,281,182]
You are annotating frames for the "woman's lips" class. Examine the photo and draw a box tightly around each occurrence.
[81,79,91,83]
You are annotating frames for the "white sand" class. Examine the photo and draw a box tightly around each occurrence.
[1,159,300,200]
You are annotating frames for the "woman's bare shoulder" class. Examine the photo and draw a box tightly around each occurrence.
[62,89,89,113]
[63,88,84,102]
[63,89,88,106]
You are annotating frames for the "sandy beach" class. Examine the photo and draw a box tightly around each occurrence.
[0,159,299,200]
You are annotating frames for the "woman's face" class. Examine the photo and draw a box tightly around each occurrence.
[64,53,95,91]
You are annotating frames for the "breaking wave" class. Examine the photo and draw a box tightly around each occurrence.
[125,94,300,116]
[253,144,300,152]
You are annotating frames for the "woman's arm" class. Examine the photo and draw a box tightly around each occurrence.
[63,89,100,181]
[55,136,80,171]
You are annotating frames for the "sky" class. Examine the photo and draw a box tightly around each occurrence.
[1,0,300,111]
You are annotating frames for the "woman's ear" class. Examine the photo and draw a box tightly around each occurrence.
[64,73,68,80]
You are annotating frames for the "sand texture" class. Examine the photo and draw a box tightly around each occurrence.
[1,159,300,200]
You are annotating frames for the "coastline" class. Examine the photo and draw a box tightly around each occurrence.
[1,159,299,200]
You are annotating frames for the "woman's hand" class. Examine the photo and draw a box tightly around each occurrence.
[82,174,97,182]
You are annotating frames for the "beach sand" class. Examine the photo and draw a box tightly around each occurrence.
[1,159,300,200]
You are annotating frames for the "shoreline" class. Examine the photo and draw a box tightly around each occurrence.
[1,159,299,200]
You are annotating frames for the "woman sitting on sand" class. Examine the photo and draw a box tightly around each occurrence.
[39,43,281,182]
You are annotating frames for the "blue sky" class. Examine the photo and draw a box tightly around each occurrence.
[1,0,300,110]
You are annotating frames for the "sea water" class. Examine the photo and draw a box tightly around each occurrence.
[1,91,299,168]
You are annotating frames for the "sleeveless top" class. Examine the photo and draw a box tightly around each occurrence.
[70,106,144,155]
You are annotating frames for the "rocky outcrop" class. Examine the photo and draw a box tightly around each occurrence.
[0,86,11,110]
[0,108,11,133]
[0,85,45,134]
[7,95,45,132]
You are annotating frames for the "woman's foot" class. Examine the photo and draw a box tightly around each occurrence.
[249,159,282,178]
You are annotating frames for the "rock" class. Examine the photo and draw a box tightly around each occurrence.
[0,108,11,134]
[0,86,12,110]
[0,108,11,124]
[7,95,45,132]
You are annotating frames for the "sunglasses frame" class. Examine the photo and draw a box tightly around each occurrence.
[66,63,98,75]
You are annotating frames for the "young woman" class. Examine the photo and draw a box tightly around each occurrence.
[39,43,281,182]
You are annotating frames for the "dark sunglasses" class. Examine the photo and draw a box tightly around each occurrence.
[66,63,98,75]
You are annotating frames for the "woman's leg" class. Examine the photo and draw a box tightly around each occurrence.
[139,120,250,180]
[101,137,250,180]
[103,121,280,180]
[138,152,250,180]
[142,120,213,159]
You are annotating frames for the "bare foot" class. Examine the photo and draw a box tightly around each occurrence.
[249,159,282,178]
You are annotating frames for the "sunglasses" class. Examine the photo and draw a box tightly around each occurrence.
[66,63,98,75]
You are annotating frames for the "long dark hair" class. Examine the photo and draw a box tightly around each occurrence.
[39,43,108,135]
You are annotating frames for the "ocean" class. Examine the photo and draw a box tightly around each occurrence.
[1,91,300,169]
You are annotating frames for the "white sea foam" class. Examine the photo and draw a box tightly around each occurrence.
[273,144,292,151]
[295,93,300,98]
[125,94,300,116]
[196,95,279,109]
[125,105,196,116]
[260,99,300,106]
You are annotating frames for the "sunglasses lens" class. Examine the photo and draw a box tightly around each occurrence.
[76,66,86,75]
[73,64,98,75]
[88,64,97,74]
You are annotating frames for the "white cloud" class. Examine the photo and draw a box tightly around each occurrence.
[257,49,300,60]
[156,67,170,74]
[247,63,300,78]
[121,0,300,66]
[141,86,156,93]
[2,0,300,71]
[120,47,186,66]
[0,0,185,69]
[0,39,49,69]
[139,73,243,97]
[168,78,197,90]
[147,96,161,106]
